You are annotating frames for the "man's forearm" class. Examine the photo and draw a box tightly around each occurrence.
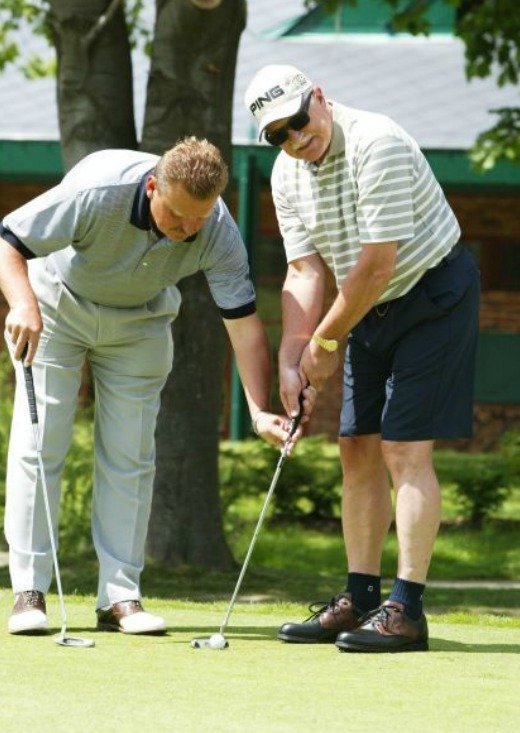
[0,238,36,308]
[0,237,43,361]
[279,258,325,371]
[224,313,272,415]
[316,243,397,339]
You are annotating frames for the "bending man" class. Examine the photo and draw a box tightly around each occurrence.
[0,137,310,636]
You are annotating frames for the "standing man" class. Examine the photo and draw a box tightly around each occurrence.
[0,137,310,636]
[245,66,480,652]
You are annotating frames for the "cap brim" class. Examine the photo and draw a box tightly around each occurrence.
[258,95,305,139]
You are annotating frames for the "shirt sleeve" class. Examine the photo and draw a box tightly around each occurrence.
[2,184,85,257]
[0,222,36,258]
[355,135,415,243]
[271,158,317,263]
[201,202,256,319]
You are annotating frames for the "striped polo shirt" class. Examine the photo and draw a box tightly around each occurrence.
[271,102,461,303]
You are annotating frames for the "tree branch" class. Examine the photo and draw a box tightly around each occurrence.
[83,0,124,49]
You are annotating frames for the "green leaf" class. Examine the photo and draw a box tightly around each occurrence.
[21,51,55,78]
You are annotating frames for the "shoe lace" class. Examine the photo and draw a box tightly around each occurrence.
[358,603,397,627]
[304,593,349,623]
[21,590,42,608]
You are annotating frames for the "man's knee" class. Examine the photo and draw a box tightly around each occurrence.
[381,440,435,482]
[340,434,384,478]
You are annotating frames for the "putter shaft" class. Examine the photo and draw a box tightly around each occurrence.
[218,398,304,636]
[33,431,68,638]
[218,449,287,635]
[22,357,94,648]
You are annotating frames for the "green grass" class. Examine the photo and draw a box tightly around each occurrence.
[228,517,520,582]
[1,495,518,733]
[2,350,520,730]
[2,528,518,622]
[0,593,518,733]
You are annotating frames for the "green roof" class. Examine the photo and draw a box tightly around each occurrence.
[263,0,456,38]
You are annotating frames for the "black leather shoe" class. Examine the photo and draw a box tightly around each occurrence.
[335,601,429,653]
[278,592,362,643]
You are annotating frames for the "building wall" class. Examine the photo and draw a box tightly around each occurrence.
[1,179,519,450]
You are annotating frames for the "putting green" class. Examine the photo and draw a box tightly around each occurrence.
[0,592,518,732]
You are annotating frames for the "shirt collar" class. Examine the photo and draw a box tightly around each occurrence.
[130,170,154,231]
[327,104,346,157]
[303,102,345,173]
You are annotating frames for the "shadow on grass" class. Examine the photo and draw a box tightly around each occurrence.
[232,521,520,582]
[25,624,282,644]
[177,626,281,642]
[10,623,520,653]
[2,552,519,618]
[36,626,99,636]
[430,638,520,654]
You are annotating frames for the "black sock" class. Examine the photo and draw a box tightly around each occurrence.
[389,577,425,620]
[346,573,381,613]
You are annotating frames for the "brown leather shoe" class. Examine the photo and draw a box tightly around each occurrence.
[8,590,49,634]
[278,592,362,643]
[335,600,429,653]
[96,600,166,635]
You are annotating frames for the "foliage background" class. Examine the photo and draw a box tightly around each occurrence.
[0,1,519,169]
[1,349,519,561]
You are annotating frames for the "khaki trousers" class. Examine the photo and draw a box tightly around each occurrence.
[5,258,178,607]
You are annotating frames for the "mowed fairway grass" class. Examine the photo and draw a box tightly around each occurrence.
[1,418,519,733]
[2,357,519,730]
[1,587,519,732]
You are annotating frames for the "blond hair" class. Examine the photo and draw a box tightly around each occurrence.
[154,137,229,200]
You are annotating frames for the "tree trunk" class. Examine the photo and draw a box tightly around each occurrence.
[142,0,246,568]
[49,0,137,170]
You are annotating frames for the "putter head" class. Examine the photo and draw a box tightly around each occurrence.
[55,635,95,648]
[191,634,229,650]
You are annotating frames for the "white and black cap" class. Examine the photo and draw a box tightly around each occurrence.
[244,64,313,139]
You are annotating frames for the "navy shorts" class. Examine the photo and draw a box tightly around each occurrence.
[339,248,480,441]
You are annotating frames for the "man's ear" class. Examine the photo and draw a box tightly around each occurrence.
[145,175,156,200]
[313,87,325,105]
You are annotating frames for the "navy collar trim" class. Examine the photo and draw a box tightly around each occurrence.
[130,170,154,230]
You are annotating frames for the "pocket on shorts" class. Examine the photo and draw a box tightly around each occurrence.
[391,288,446,349]
[421,249,479,314]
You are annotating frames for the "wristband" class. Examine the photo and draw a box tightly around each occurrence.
[312,333,339,353]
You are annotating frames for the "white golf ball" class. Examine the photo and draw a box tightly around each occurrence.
[209,633,227,649]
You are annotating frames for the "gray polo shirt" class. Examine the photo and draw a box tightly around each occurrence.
[1,149,255,317]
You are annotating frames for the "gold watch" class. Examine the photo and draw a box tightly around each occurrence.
[312,333,339,353]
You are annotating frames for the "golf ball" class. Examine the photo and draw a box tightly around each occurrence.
[209,633,228,649]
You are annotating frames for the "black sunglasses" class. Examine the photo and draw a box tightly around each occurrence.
[264,91,313,147]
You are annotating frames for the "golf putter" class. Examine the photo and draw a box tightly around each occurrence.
[191,394,305,650]
[22,351,95,648]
